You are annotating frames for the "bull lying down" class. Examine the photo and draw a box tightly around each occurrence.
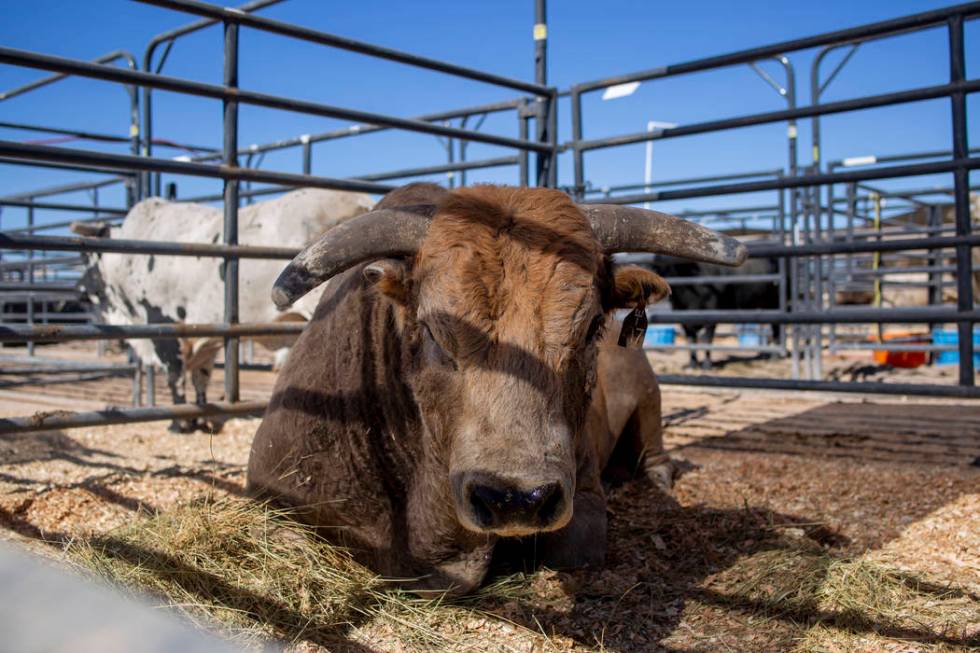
[247,183,745,594]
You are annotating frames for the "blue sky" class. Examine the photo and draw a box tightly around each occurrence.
[0,0,976,232]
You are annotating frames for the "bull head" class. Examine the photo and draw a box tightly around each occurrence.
[272,184,745,537]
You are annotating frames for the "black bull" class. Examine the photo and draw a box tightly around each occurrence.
[648,257,784,368]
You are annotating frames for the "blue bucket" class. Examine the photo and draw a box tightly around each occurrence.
[737,324,765,347]
[644,326,676,347]
[932,328,980,366]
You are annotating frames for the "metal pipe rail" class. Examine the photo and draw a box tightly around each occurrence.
[0,199,127,215]
[189,98,525,163]
[0,48,550,155]
[657,375,980,399]
[0,233,299,259]
[135,0,550,96]
[0,401,267,435]
[0,321,305,343]
[0,140,395,195]
[578,157,980,205]
[571,1,980,94]
[647,307,980,325]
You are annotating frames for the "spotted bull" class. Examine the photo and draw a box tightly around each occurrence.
[247,183,745,593]
[73,188,374,430]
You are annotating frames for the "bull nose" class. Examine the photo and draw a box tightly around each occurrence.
[466,480,565,531]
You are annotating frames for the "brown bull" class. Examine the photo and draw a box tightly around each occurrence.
[247,183,745,593]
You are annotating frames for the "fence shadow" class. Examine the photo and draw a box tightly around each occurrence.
[668,401,980,467]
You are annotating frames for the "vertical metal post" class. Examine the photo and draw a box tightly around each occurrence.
[146,364,156,407]
[26,199,34,357]
[223,20,241,403]
[301,136,312,175]
[533,0,552,187]
[949,16,974,385]
[518,101,530,187]
[570,87,584,197]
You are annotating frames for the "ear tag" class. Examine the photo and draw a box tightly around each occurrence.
[617,306,647,349]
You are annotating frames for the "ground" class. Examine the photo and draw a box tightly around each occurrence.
[0,343,978,651]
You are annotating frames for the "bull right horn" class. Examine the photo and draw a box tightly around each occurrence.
[580,204,748,266]
[271,208,432,310]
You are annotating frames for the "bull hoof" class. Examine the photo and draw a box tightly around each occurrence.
[199,418,226,434]
[700,359,714,370]
[646,462,676,491]
[168,419,199,434]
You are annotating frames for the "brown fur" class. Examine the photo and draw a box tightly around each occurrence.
[247,183,671,594]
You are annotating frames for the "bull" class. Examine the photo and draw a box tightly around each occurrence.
[72,188,374,430]
[652,258,781,369]
[247,183,745,593]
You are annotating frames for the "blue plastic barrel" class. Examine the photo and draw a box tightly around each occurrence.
[932,328,980,366]
[644,326,676,347]
[737,324,764,347]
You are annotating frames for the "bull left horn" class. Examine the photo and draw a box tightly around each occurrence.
[580,204,747,266]
[272,208,432,310]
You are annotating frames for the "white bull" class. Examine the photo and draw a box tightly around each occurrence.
[74,188,374,430]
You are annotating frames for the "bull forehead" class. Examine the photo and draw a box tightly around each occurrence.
[415,186,604,362]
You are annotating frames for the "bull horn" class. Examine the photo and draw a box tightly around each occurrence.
[580,204,747,266]
[272,208,432,309]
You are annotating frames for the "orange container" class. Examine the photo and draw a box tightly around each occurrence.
[872,331,928,368]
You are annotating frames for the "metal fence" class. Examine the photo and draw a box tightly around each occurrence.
[567,1,979,397]
[0,0,557,433]
[0,0,977,436]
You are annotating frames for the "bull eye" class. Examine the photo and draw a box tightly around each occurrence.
[421,322,457,370]
[585,314,605,344]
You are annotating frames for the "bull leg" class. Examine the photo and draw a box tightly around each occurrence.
[531,490,607,569]
[191,364,225,433]
[684,326,700,368]
[700,324,717,370]
[165,362,197,433]
[602,387,676,492]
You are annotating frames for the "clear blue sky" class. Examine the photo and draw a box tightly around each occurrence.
[0,0,976,231]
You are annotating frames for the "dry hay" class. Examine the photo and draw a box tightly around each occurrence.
[65,490,980,652]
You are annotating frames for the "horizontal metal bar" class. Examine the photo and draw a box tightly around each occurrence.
[0,140,394,194]
[576,79,980,152]
[195,99,524,161]
[644,344,783,353]
[0,364,136,375]
[0,292,79,302]
[830,343,952,352]
[0,49,136,102]
[658,374,980,398]
[582,157,980,205]
[0,199,127,215]
[573,1,980,93]
[0,313,93,320]
[0,120,131,145]
[0,175,127,202]
[749,233,980,258]
[585,169,783,195]
[3,215,124,235]
[0,256,83,270]
[647,307,980,325]
[0,283,77,292]
[0,47,550,153]
[0,321,305,343]
[0,232,300,259]
[0,156,139,177]
[358,155,520,181]
[134,0,549,96]
[661,274,780,286]
[0,400,266,435]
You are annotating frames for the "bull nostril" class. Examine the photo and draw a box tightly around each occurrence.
[468,484,504,528]
[465,481,565,530]
[532,483,563,526]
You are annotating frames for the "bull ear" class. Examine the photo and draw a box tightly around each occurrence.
[363,258,411,304]
[69,220,111,238]
[609,265,670,310]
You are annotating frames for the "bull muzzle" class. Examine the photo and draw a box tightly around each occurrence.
[453,471,571,536]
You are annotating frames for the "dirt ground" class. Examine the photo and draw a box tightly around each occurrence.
[1,343,979,651]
